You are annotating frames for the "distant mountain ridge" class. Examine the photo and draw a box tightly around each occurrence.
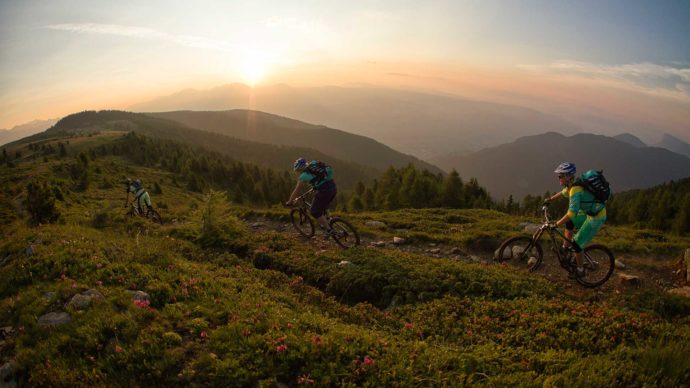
[0,118,58,146]
[655,133,690,158]
[431,132,690,199]
[613,133,646,148]
[130,84,583,159]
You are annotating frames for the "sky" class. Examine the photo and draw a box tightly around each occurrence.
[1,0,689,141]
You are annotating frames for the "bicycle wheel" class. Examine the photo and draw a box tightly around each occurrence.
[290,208,315,237]
[329,217,360,249]
[576,244,615,288]
[147,209,163,224]
[495,236,543,272]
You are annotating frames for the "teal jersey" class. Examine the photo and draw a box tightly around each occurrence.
[299,161,333,189]
[561,186,606,219]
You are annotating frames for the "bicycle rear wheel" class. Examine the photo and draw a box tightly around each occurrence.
[147,209,163,224]
[495,236,543,272]
[291,208,315,237]
[329,218,360,249]
[576,244,615,288]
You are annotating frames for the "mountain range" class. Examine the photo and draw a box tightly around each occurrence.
[0,118,58,146]
[130,84,584,159]
[431,132,690,199]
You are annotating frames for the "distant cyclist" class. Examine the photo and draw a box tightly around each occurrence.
[544,162,607,278]
[124,178,154,215]
[286,158,337,237]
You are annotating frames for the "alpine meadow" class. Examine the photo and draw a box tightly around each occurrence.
[2,1,690,386]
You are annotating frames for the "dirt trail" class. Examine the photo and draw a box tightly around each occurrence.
[242,216,685,301]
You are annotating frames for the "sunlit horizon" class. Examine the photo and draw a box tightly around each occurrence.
[1,0,689,142]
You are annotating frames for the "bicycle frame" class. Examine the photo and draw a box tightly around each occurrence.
[529,206,571,263]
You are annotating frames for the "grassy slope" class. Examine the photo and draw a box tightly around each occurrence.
[1,135,690,386]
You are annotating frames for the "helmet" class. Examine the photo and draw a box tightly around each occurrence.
[554,162,576,177]
[293,157,307,171]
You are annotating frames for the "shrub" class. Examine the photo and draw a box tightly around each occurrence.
[24,180,60,225]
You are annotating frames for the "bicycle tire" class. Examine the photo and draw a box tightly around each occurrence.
[147,209,163,224]
[291,208,315,237]
[495,236,543,272]
[575,244,615,288]
[329,217,360,249]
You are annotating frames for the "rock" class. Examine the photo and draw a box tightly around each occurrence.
[126,290,150,302]
[370,241,386,247]
[251,222,264,228]
[618,273,641,287]
[0,327,13,338]
[668,286,690,298]
[429,248,441,254]
[615,259,626,269]
[337,260,353,268]
[0,362,14,381]
[68,289,104,310]
[469,255,482,263]
[25,245,34,256]
[365,221,387,229]
[428,243,437,247]
[522,223,541,233]
[528,257,538,266]
[449,226,463,233]
[42,292,56,300]
[38,312,71,327]
[450,247,463,255]
[511,246,527,259]
[393,237,405,245]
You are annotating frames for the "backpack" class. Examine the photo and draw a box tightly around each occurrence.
[575,170,611,203]
[304,161,332,186]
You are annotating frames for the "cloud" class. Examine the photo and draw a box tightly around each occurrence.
[518,60,690,101]
[43,23,238,52]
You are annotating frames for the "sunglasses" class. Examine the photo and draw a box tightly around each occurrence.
[558,174,571,179]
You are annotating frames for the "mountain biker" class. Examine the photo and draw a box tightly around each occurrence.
[544,162,607,278]
[286,158,337,237]
[124,178,154,215]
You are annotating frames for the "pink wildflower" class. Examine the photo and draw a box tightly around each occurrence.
[115,345,124,353]
[95,280,103,286]
[133,299,150,308]
[242,329,252,336]
[311,336,322,345]
[276,344,287,353]
[287,323,294,329]
[200,331,208,338]
[403,322,414,330]
[363,356,375,366]
[298,374,315,385]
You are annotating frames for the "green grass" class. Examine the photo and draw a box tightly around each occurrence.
[1,135,689,386]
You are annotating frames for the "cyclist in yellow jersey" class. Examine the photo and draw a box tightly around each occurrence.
[544,162,607,278]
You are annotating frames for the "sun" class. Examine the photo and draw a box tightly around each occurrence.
[241,53,270,87]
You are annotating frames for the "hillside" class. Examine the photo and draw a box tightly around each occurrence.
[1,129,690,386]
[131,84,583,159]
[149,110,441,174]
[13,110,377,189]
[431,132,690,199]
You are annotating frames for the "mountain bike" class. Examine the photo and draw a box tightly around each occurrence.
[495,204,614,288]
[287,189,360,249]
[125,200,163,224]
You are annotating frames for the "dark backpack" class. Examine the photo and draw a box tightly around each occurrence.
[305,161,331,186]
[575,170,611,203]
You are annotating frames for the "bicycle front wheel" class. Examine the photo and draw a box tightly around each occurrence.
[147,209,163,224]
[576,244,615,288]
[495,236,543,272]
[291,208,315,237]
[329,218,360,249]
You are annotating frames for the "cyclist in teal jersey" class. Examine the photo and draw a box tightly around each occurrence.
[544,162,607,278]
[286,158,337,237]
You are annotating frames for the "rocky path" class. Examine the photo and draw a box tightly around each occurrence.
[242,216,689,301]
